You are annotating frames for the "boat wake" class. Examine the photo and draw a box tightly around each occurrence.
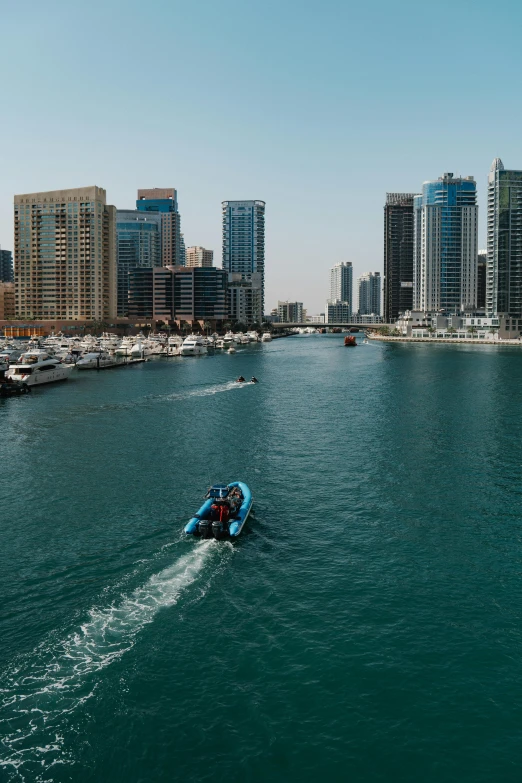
[0,541,228,781]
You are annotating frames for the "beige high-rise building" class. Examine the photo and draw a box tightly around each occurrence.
[14,186,117,321]
[0,282,15,319]
[185,246,214,268]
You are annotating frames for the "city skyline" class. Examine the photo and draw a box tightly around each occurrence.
[1,2,520,312]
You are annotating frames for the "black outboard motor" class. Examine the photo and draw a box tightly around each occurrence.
[198,519,211,538]
[212,520,225,540]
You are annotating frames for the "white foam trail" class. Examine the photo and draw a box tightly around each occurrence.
[0,541,221,779]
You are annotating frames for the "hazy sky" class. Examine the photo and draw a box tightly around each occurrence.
[1,0,521,312]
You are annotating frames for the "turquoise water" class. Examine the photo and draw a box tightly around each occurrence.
[1,335,522,782]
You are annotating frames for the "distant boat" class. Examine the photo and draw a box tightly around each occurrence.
[261,333,272,342]
[344,336,357,347]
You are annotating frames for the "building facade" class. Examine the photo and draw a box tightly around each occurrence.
[384,193,415,322]
[477,249,487,311]
[171,266,227,324]
[222,200,265,322]
[136,188,183,267]
[486,159,522,324]
[325,300,352,323]
[330,262,352,306]
[277,301,304,322]
[14,186,116,321]
[185,246,214,268]
[227,272,262,325]
[116,211,162,317]
[0,282,15,319]
[357,271,381,315]
[128,266,174,322]
[413,173,478,314]
[0,248,14,282]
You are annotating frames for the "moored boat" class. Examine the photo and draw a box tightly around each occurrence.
[6,351,74,386]
[185,482,253,539]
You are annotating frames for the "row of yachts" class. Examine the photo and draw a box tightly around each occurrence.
[0,330,272,388]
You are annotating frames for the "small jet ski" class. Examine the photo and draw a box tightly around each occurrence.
[236,376,246,383]
[184,482,253,539]
[250,376,258,383]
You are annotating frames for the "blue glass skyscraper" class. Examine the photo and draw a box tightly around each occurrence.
[413,173,478,313]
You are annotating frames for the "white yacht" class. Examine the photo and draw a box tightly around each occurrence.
[246,331,259,342]
[7,351,74,386]
[223,334,237,349]
[261,333,272,342]
[75,352,118,370]
[180,335,208,356]
[214,338,225,349]
[166,335,184,356]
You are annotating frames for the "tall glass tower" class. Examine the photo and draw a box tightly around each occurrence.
[413,173,478,313]
[487,158,522,321]
[136,189,183,267]
[116,211,162,316]
[222,200,265,323]
[384,193,414,322]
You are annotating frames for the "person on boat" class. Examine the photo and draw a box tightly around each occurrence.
[237,376,246,383]
[250,376,258,383]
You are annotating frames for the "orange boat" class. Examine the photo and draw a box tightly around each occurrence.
[344,335,357,347]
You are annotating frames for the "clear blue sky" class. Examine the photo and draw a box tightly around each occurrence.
[1,0,521,313]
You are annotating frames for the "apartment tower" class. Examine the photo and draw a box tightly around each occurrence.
[486,158,522,324]
[222,200,265,323]
[384,193,415,322]
[357,272,381,315]
[413,173,478,313]
[136,188,183,267]
[14,186,116,321]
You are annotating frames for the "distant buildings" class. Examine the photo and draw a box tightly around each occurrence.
[186,246,213,268]
[325,300,352,323]
[222,200,265,323]
[277,301,303,322]
[0,248,13,283]
[330,262,352,305]
[13,186,117,321]
[357,271,381,315]
[325,261,352,322]
[487,158,522,328]
[136,189,183,267]
[116,211,162,317]
[413,173,478,313]
[384,193,414,322]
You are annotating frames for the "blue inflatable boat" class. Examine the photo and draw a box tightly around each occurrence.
[184,481,253,539]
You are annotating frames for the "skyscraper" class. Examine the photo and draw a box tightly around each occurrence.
[277,301,303,322]
[14,186,117,321]
[486,158,522,320]
[477,249,487,310]
[0,248,14,282]
[384,193,414,322]
[357,272,381,315]
[116,211,162,316]
[222,200,265,323]
[413,173,478,313]
[330,262,352,305]
[136,188,183,267]
[186,246,213,268]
